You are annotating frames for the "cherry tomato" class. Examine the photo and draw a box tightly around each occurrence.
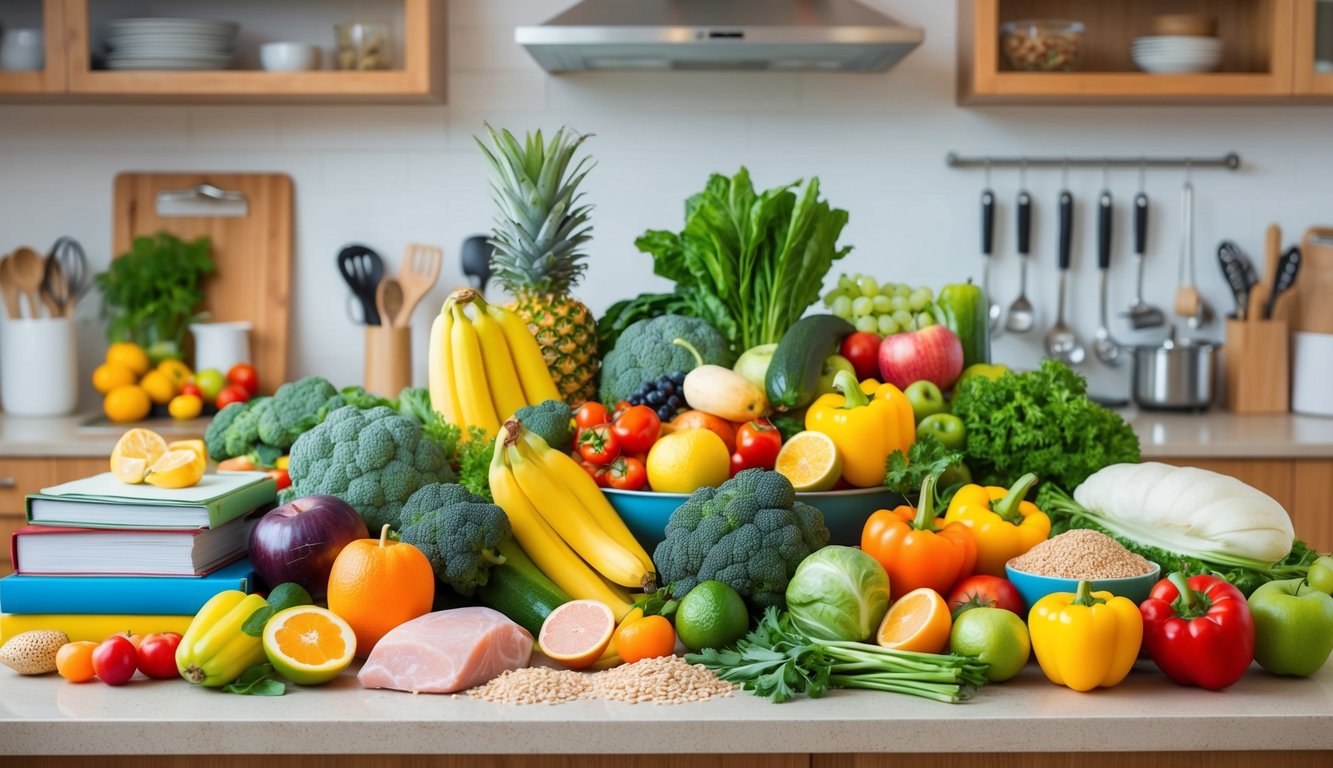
[575,402,610,431]
[579,460,610,487]
[112,631,143,651]
[945,575,1026,616]
[56,641,98,683]
[577,424,621,465]
[606,456,647,491]
[612,400,633,421]
[179,382,203,399]
[227,363,260,396]
[734,419,782,472]
[266,468,291,491]
[216,384,251,409]
[136,632,183,680]
[612,405,661,454]
[840,331,883,381]
[91,635,139,686]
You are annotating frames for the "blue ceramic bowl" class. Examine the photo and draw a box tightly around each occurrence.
[604,486,902,552]
[1005,561,1162,609]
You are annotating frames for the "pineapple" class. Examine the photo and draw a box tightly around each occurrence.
[478,124,600,406]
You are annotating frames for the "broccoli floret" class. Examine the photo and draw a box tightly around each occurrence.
[514,399,573,453]
[223,399,266,459]
[599,315,734,406]
[316,385,398,423]
[653,469,829,611]
[284,405,455,532]
[396,483,512,596]
[254,376,338,448]
[205,401,247,461]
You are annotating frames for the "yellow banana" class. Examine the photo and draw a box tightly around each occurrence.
[427,301,460,424]
[451,302,500,440]
[488,302,561,404]
[489,427,632,619]
[520,427,655,576]
[507,438,652,590]
[471,300,529,423]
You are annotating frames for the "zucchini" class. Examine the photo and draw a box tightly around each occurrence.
[477,538,572,635]
[765,315,855,412]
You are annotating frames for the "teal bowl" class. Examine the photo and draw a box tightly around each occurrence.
[604,486,902,553]
[1004,561,1162,610]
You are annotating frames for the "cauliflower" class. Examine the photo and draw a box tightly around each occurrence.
[396,483,512,596]
[599,314,733,406]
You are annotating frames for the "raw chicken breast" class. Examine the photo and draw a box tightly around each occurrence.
[357,607,533,694]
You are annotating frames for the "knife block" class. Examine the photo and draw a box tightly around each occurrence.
[1224,319,1289,413]
[364,325,412,399]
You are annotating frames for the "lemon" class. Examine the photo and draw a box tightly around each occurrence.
[168,440,207,476]
[92,363,137,394]
[263,606,356,686]
[104,385,152,424]
[110,428,168,484]
[139,370,177,405]
[144,449,205,489]
[156,359,193,387]
[168,394,203,421]
[774,430,842,491]
[106,342,150,377]
[645,429,730,494]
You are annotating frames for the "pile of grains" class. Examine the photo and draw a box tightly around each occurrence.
[469,656,735,705]
[1009,529,1155,579]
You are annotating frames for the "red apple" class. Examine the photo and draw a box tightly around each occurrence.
[248,494,368,601]
[878,325,965,390]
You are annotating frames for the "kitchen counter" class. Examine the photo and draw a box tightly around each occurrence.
[0,413,209,458]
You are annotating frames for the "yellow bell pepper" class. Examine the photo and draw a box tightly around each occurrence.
[175,590,269,687]
[1029,581,1143,692]
[805,370,915,487]
[943,473,1050,576]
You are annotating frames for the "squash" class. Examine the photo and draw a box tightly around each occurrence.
[673,339,767,422]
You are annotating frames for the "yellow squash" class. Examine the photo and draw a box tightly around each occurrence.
[175,590,269,687]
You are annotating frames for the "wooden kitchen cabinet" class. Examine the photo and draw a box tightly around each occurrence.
[1294,0,1333,94]
[0,0,67,96]
[0,456,114,576]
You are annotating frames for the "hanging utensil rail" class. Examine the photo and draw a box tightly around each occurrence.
[944,153,1241,171]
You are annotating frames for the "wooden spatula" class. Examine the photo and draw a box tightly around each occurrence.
[397,243,442,326]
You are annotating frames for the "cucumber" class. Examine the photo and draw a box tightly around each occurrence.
[765,315,856,412]
[477,538,572,635]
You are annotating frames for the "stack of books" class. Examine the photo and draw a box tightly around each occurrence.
[0,471,277,641]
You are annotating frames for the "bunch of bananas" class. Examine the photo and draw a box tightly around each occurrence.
[490,419,655,621]
[429,289,560,442]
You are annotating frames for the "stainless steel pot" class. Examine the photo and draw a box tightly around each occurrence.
[1132,333,1218,411]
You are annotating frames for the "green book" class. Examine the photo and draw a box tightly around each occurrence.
[25,471,277,530]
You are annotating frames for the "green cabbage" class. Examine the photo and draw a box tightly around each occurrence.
[785,546,890,642]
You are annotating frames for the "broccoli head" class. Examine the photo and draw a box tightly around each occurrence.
[283,405,455,532]
[204,401,247,461]
[255,376,338,448]
[599,315,734,406]
[222,399,266,459]
[396,483,512,596]
[653,468,829,611]
[514,399,573,453]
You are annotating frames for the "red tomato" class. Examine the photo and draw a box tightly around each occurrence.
[179,382,203,399]
[577,424,621,465]
[111,631,143,651]
[579,460,609,487]
[266,468,291,491]
[606,456,647,491]
[91,635,139,685]
[612,405,661,454]
[136,632,182,680]
[227,364,260,396]
[945,574,1026,616]
[216,384,251,409]
[575,402,610,431]
[734,419,782,472]
[612,400,633,421]
[840,332,883,381]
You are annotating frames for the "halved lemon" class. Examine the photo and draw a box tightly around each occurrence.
[168,439,207,475]
[262,606,356,686]
[110,428,167,484]
[144,449,205,489]
[774,430,842,492]
[876,587,952,654]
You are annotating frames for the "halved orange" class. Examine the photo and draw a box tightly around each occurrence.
[537,599,616,670]
[262,605,356,686]
[110,428,167,484]
[876,587,952,654]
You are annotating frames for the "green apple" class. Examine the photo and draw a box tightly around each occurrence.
[956,363,1011,391]
[903,380,947,423]
[733,343,778,391]
[1308,556,1333,595]
[1248,578,1333,677]
[816,355,857,395]
[938,460,973,489]
[949,606,1030,683]
[917,413,966,450]
[194,368,226,401]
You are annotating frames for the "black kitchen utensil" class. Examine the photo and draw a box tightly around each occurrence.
[981,188,999,331]
[338,244,385,325]
[461,235,494,294]
[1217,241,1252,319]
[1264,245,1302,320]
[41,236,90,317]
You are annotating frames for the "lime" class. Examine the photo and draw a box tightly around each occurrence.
[674,580,750,652]
[949,606,1030,682]
[262,605,356,685]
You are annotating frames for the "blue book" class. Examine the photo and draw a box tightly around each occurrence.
[0,559,256,615]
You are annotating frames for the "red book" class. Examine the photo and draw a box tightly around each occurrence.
[11,515,254,577]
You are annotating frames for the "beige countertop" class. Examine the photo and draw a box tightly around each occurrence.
[0,414,208,458]
[0,661,1329,755]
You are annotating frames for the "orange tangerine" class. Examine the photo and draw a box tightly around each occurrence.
[876,587,952,654]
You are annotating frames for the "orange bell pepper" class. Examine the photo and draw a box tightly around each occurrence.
[943,473,1049,577]
[861,474,977,602]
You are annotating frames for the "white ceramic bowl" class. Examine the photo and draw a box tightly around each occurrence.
[260,42,320,72]
[1132,35,1222,73]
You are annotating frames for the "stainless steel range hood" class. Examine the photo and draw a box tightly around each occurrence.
[515,0,924,73]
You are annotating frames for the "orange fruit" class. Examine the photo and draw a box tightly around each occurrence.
[104,384,152,423]
[876,587,952,654]
[106,342,150,377]
[168,394,203,420]
[110,428,168,484]
[326,524,435,657]
[92,363,136,394]
[670,410,737,453]
[538,600,615,670]
[613,614,676,664]
[144,449,205,489]
[139,370,177,405]
[156,359,193,387]
[262,606,356,685]
[55,641,98,683]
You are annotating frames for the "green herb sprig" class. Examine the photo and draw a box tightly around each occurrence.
[95,232,215,351]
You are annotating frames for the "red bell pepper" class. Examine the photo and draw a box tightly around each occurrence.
[1139,572,1255,690]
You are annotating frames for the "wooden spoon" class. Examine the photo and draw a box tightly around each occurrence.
[376,277,405,329]
[9,247,49,319]
[0,254,20,320]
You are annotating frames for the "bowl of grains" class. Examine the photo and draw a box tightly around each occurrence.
[1005,529,1161,608]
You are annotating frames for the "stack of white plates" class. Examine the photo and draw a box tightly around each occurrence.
[1131,36,1223,74]
[105,18,238,71]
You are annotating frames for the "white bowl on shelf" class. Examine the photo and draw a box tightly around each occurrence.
[1132,35,1223,73]
[260,42,321,72]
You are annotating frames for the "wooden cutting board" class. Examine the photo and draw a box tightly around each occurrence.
[1295,227,1333,335]
[113,173,292,394]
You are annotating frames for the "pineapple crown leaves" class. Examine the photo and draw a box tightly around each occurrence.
[476,123,596,296]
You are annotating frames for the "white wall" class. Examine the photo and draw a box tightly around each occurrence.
[2,0,1332,409]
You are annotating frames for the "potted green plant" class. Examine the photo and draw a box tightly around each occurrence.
[94,232,215,362]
